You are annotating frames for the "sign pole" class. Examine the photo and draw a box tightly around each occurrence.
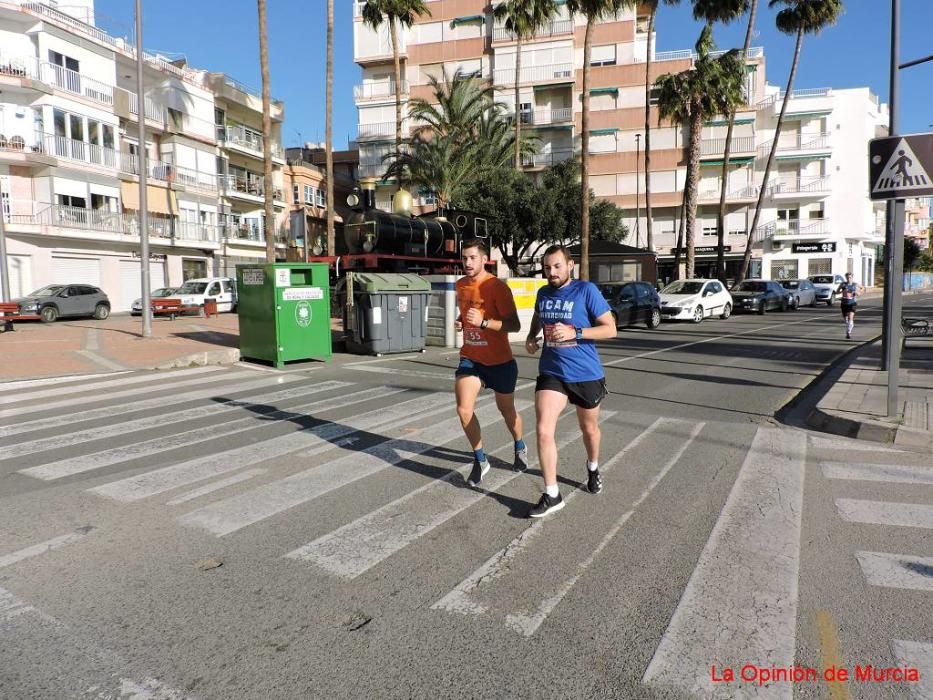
[136,0,152,338]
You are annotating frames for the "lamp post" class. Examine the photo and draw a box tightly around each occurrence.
[0,190,9,302]
[635,133,641,248]
[136,0,152,337]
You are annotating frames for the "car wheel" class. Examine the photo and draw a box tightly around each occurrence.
[780,298,789,312]
[791,296,799,311]
[827,293,836,307]
[810,297,817,307]
[758,303,767,315]
[93,304,110,320]
[646,308,661,329]
[692,306,704,324]
[40,306,58,323]
[720,303,732,320]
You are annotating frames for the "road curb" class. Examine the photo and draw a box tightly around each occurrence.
[804,405,898,443]
[150,347,241,370]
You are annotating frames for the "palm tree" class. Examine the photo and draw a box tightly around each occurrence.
[690,1,755,282]
[361,0,431,160]
[325,0,335,257]
[257,0,274,263]
[566,0,634,280]
[493,0,558,169]
[655,25,745,279]
[738,0,842,282]
[642,0,681,254]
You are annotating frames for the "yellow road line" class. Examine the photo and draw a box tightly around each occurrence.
[816,608,851,700]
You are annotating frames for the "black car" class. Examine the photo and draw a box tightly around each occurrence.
[730,280,790,314]
[599,281,661,329]
[14,284,111,323]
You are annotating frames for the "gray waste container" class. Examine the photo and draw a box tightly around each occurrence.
[345,272,431,355]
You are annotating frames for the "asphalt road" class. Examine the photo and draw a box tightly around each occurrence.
[1,292,931,700]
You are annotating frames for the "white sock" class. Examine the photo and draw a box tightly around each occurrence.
[587,460,599,472]
[545,484,560,498]
[847,320,854,333]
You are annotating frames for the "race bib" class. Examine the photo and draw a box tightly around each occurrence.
[464,328,488,346]
[544,323,577,348]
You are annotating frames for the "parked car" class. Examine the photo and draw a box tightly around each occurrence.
[599,281,662,329]
[808,274,846,305]
[173,277,237,313]
[130,287,178,316]
[778,279,818,309]
[14,284,110,323]
[658,279,733,323]
[730,280,790,314]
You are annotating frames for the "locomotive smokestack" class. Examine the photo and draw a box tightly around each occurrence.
[360,178,377,211]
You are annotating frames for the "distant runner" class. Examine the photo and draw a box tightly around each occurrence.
[454,239,527,487]
[838,272,861,340]
[524,245,617,517]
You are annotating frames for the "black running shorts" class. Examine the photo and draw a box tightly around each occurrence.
[535,374,608,410]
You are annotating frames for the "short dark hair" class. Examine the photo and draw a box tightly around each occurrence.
[462,238,489,257]
[542,244,571,262]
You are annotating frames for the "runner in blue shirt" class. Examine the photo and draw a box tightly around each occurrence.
[838,272,862,339]
[524,245,617,517]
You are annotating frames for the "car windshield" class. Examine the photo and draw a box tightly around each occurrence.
[152,288,176,297]
[779,281,799,289]
[734,281,766,292]
[176,282,208,294]
[598,285,622,299]
[28,285,65,297]
[810,275,834,284]
[662,281,704,295]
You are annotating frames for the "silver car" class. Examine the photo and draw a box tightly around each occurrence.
[808,274,846,305]
[14,284,111,323]
[779,279,818,309]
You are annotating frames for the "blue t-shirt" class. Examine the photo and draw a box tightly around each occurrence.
[839,282,858,303]
[535,279,611,382]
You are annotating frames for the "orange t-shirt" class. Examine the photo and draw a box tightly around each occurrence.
[456,274,517,366]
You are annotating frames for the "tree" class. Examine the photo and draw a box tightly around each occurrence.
[361,0,431,164]
[493,0,558,169]
[257,0,275,263]
[325,0,335,258]
[642,0,681,254]
[655,25,745,278]
[566,0,635,280]
[737,0,843,282]
[904,237,922,288]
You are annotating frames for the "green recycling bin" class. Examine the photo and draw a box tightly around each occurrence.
[345,272,431,356]
[237,263,332,367]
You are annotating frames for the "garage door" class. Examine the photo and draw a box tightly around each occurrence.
[118,259,166,312]
[3,255,31,298]
[52,256,101,287]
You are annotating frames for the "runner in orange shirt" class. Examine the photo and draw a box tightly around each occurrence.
[454,239,526,487]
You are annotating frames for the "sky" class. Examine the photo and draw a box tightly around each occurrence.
[94,0,933,151]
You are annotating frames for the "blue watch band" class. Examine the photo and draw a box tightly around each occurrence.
[575,326,583,341]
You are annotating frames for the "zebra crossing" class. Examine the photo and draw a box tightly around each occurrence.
[813,435,933,699]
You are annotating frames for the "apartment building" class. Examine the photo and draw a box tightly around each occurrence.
[0,0,287,310]
[904,197,931,250]
[353,1,887,285]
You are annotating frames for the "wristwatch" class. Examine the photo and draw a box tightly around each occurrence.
[480,319,489,330]
[575,326,583,341]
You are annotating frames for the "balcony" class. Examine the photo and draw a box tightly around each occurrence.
[0,56,114,107]
[354,80,408,102]
[520,148,574,169]
[128,91,168,125]
[220,174,285,204]
[120,155,217,192]
[753,218,831,242]
[698,184,759,203]
[493,19,573,42]
[40,133,119,170]
[494,63,573,87]
[766,175,831,197]
[515,107,573,127]
[219,125,285,161]
[357,121,408,141]
[636,46,764,65]
[700,135,756,157]
[758,133,831,157]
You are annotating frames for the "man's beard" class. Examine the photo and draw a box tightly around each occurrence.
[548,274,568,288]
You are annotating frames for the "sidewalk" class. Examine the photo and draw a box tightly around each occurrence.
[806,337,933,451]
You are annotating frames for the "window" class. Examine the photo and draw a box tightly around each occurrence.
[304,185,314,205]
[590,45,617,67]
[588,132,616,153]
[649,87,660,106]
[418,21,443,43]
[293,184,300,204]
[316,188,326,208]
[636,15,650,34]
[771,259,798,280]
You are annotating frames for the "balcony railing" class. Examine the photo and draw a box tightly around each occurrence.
[493,19,573,42]
[516,107,573,126]
[756,87,832,111]
[354,80,408,100]
[129,91,168,124]
[758,133,830,155]
[494,62,573,86]
[699,184,759,201]
[220,175,283,201]
[8,204,202,240]
[41,133,119,169]
[120,155,217,191]
[755,218,831,241]
[220,125,285,159]
[637,46,764,64]
[357,121,408,140]
[767,175,831,196]
[0,56,114,107]
[700,135,756,156]
[520,148,574,168]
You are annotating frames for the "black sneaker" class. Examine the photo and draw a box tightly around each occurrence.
[529,492,564,518]
[846,332,851,339]
[467,459,490,487]
[513,447,529,472]
[587,467,603,494]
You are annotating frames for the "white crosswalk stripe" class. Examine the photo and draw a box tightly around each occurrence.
[835,499,933,530]
[19,381,367,481]
[822,462,933,486]
[891,640,933,700]
[855,551,933,593]
[0,528,93,569]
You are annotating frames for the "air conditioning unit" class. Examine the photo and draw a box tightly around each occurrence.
[771,240,785,250]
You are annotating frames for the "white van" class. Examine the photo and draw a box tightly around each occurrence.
[174,277,238,313]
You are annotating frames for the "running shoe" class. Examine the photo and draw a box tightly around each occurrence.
[468,459,490,487]
[529,492,565,518]
[587,467,603,494]
[513,447,529,472]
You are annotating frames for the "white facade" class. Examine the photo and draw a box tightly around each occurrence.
[0,0,286,310]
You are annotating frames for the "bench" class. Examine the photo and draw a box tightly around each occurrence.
[902,317,933,348]
[0,302,41,332]
[151,298,219,321]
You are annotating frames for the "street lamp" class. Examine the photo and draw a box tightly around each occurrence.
[136,0,152,337]
[635,133,641,248]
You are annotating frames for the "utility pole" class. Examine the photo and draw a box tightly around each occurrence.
[0,192,9,302]
[635,133,641,248]
[136,0,152,337]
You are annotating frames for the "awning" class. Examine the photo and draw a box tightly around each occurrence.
[705,118,755,126]
[700,156,755,166]
[784,110,831,120]
[451,15,484,26]
[590,87,619,96]
[776,153,831,161]
[120,182,178,215]
[590,128,618,136]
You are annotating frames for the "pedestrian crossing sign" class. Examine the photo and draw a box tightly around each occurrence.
[870,133,933,200]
